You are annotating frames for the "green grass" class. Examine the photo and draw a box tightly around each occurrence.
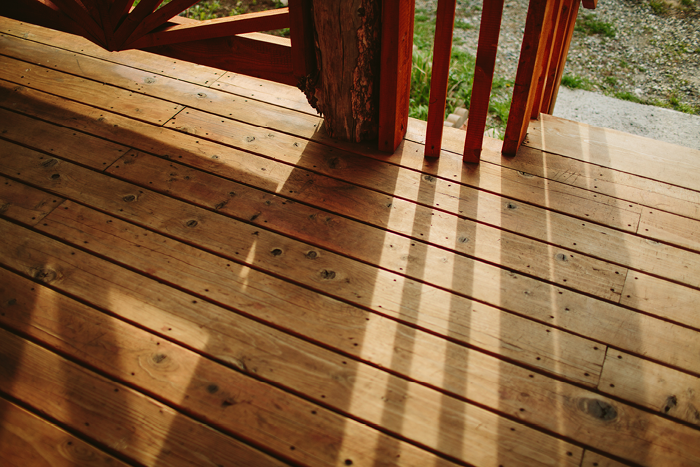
[185,1,222,20]
[409,9,513,137]
[561,74,595,91]
[649,0,670,15]
[614,91,699,115]
[614,91,645,104]
[575,14,616,38]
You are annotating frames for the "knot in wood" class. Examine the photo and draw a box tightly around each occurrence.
[319,269,336,280]
[306,251,318,259]
[423,174,436,183]
[32,267,58,284]
[327,157,341,169]
[152,353,167,364]
[122,194,136,202]
[51,173,61,180]
[207,384,219,394]
[555,253,568,262]
[506,201,518,210]
[143,77,156,84]
[186,220,198,228]
[245,136,255,143]
[663,395,678,413]
[197,92,207,98]
[577,398,618,421]
[41,158,58,168]
[458,236,470,244]
[270,248,283,257]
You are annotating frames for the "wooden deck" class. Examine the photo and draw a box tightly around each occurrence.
[1,16,700,467]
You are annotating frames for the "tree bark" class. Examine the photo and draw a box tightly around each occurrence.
[309,0,382,143]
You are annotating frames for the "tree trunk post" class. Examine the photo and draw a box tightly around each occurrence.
[310,0,382,143]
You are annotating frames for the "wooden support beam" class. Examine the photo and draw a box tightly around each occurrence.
[424,0,456,157]
[582,0,598,9]
[0,0,71,33]
[502,0,558,156]
[109,0,135,27]
[529,0,563,120]
[378,0,415,152]
[463,0,505,163]
[111,0,165,49]
[143,31,296,86]
[288,0,316,79]
[545,0,580,113]
[127,8,290,49]
[46,0,106,45]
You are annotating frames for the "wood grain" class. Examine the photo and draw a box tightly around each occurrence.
[0,253,580,467]
[600,350,700,426]
[527,114,700,193]
[0,16,223,86]
[581,451,629,467]
[0,54,183,125]
[0,140,605,386]
[0,327,289,467]
[2,131,700,381]
[1,230,698,466]
[0,174,64,225]
[168,110,700,290]
[620,271,700,330]
[0,397,129,467]
[638,207,700,252]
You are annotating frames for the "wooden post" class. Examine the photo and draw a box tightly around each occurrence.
[424,0,456,158]
[545,0,581,113]
[541,0,578,114]
[502,0,558,156]
[310,0,382,143]
[378,0,415,152]
[529,0,563,120]
[463,0,505,163]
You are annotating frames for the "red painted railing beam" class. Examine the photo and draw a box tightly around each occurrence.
[423,0,456,158]
[463,0,505,163]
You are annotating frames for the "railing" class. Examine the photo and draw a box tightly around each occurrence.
[3,0,595,160]
[0,0,316,86]
[423,0,597,160]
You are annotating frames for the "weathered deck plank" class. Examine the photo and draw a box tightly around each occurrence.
[0,263,578,467]
[600,350,700,427]
[0,328,289,466]
[0,397,129,467]
[527,114,700,193]
[5,136,700,379]
[0,175,64,225]
[1,14,699,467]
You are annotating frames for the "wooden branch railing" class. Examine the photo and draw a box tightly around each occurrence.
[422,0,596,162]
